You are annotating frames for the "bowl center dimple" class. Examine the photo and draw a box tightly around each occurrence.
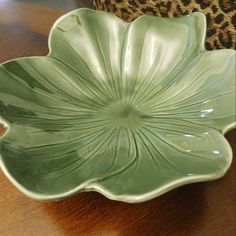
[116,105,139,118]
[104,102,146,129]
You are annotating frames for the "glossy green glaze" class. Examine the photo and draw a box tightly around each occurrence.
[0,9,235,202]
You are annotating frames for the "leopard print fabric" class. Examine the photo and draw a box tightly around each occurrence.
[93,0,236,50]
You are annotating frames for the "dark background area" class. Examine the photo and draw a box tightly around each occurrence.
[16,0,93,10]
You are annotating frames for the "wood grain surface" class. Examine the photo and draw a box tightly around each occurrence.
[0,1,235,235]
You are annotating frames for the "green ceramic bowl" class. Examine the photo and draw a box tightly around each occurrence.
[0,8,235,203]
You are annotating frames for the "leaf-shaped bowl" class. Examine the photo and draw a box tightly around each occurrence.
[0,8,235,203]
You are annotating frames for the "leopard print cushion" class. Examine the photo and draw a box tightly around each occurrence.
[93,0,236,50]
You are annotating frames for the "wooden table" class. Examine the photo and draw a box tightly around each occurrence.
[0,1,235,235]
